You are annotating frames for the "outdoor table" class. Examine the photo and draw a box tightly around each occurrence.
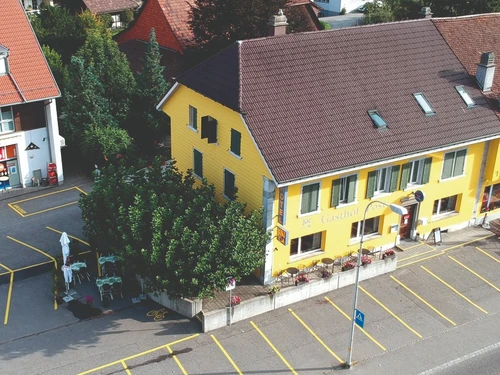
[70,262,86,272]
[98,255,122,265]
[286,267,299,284]
[96,276,122,288]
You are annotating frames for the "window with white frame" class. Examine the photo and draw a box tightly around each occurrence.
[0,57,7,75]
[400,158,432,190]
[290,232,323,256]
[300,182,320,214]
[351,216,381,239]
[441,149,466,179]
[0,107,14,133]
[433,195,458,215]
[374,167,392,194]
[188,105,197,130]
[331,174,357,206]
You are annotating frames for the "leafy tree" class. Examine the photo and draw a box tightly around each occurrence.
[130,28,171,155]
[80,158,269,299]
[75,30,136,123]
[363,2,396,24]
[428,0,500,17]
[41,45,68,96]
[82,125,132,162]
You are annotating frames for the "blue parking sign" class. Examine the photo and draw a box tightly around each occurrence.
[355,309,365,328]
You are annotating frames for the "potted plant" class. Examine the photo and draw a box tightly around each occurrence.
[361,255,372,266]
[268,285,280,295]
[231,295,241,305]
[382,249,396,260]
[51,267,65,304]
[342,261,355,272]
[321,269,332,278]
[295,274,310,286]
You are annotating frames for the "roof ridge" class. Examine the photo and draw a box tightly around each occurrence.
[432,12,500,21]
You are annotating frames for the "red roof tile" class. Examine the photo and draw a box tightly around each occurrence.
[176,19,500,183]
[83,0,140,14]
[0,0,60,106]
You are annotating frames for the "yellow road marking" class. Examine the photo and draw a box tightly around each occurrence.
[77,334,199,375]
[46,226,90,247]
[398,241,427,251]
[359,286,422,338]
[11,187,78,203]
[7,236,57,269]
[22,201,78,217]
[475,247,500,264]
[212,335,243,375]
[449,256,500,293]
[8,203,26,217]
[74,186,88,195]
[120,360,132,375]
[324,297,386,351]
[289,308,344,364]
[398,248,438,263]
[421,266,487,314]
[4,272,14,325]
[390,276,456,326]
[13,260,53,273]
[442,234,494,253]
[250,321,299,375]
[166,345,188,375]
[397,253,443,268]
[0,262,13,273]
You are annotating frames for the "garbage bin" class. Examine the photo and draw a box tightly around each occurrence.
[41,178,49,187]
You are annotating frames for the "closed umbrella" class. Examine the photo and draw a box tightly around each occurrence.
[60,232,70,265]
[63,265,72,292]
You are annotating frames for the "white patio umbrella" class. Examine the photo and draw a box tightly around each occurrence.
[62,265,72,292]
[60,232,70,265]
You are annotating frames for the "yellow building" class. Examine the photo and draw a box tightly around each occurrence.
[158,17,500,284]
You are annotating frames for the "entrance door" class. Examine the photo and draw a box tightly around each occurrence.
[6,160,20,187]
[399,204,416,239]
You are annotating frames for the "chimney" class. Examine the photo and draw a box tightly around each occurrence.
[268,9,288,36]
[476,52,495,92]
[419,7,432,18]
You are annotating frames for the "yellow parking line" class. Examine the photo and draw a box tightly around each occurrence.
[359,286,422,338]
[7,203,25,217]
[475,247,500,264]
[77,334,199,375]
[324,297,386,351]
[449,256,500,293]
[399,241,426,251]
[421,266,487,314]
[212,335,243,375]
[390,276,456,326]
[22,201,78,217]
[4,272,14,325]
[250,321,299,375]
[289,308,344,364]
[166,345,188,375]
[398,248,438,263]
[7,236,57,269]
[120,360,132,375]
[74,186,88,195]
[396,253,443,268]
[11,187,78,203]
[14,260,53,272]
[442,234,494,253]
[46,226,90,247]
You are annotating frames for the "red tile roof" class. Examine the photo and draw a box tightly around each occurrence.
[83,0,140,14]
[0,0,60,106]
[116,0,194,54]
[174,19,500,184]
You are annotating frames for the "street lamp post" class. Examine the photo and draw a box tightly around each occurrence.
[345,200,408,368]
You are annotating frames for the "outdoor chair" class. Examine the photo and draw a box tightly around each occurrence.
[99,283,113,301]
[277,269,292,286]
[79,265,91,282]
[111,282,123,299]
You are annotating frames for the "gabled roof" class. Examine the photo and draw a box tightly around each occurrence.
[116,0,194,54]
[83,0,140,14]
[432,14,500,107]
[173,19,500,184]
[0,0,60,106]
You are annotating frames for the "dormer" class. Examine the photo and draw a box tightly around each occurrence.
[0,44,9,76]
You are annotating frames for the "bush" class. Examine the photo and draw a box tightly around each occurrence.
[340,7,346,15]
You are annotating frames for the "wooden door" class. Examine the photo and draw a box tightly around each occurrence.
[399,204,415,239]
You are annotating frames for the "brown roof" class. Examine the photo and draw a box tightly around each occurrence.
[0,0,60,106]
[175,19,500,184]
[83,0,140,14]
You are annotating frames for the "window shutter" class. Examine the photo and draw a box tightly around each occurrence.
[399,163,410,190]
[310,183,319,212]
[366,171,376,198]
[453,150,466,177]
[422,157,432,184]
[301,183,319,214]
[347,175,357,203]
[201,116,217,143]
[389,165,400,192]
[194,150,202,177]
[441,152,454,179]
[230,129,241,156]
[331,179,340,207]
[224,170,235,199]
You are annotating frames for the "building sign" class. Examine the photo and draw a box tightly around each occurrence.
[277,226,288,245]
[414,190,425,203]
[278,187,287,225]
[225,277,236,291]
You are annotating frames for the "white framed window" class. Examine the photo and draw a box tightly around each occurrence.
[374,167,392,194]
[0,57,7,75]
[188,105,197,130]
[456,86,476,108]
[441,149,466,179]
[300,182,320,215]
[408,159,424,185]
[433,195,458,215]
[0,107,14,133]
[351,216,381,239]
[290,232,323,256]
[331,174,357,207]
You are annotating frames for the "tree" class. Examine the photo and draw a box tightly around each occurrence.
[363,2,397,24]
[80,158,270,299]
[75,30,136,124]
[130,28,171,155]
[41,45,68,98]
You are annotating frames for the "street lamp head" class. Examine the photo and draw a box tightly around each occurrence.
[389,203,408,216]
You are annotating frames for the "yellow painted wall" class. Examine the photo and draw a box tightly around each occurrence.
[160,85,272,212]
[272,142,485,276]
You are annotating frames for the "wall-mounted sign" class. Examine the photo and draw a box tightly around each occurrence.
[278,187,287,225]
[277,226,288,245]
[225,277,236,291]
[414,190,425,203]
